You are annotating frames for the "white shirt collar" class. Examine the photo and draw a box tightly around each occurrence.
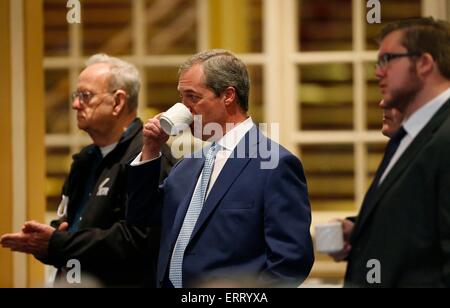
[215,117,254,152]
[403,87,450,138]
[100,142,118,157]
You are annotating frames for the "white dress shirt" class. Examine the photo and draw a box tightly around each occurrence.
[379,87,450,184]
[202,117,254,197]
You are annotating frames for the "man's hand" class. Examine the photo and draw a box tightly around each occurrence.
[142,116,169,161]
[328,219,355,262]
[0,221,68,259]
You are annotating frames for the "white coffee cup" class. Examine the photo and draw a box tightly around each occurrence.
[314,222,344,253]
[159,103,194,136]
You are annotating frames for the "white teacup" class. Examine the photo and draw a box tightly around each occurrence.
[314,222,344,253]
[159,103,193,136]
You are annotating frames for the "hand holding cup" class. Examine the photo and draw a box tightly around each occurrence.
[314,221,345,254]
[142,115,169,161]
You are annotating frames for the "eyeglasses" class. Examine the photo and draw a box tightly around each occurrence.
[376,52,421,69]
[71,90,117,106]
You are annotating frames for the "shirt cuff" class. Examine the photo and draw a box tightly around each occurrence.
[130,152,162,166]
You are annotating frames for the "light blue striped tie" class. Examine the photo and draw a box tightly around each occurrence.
[169,143,219,288]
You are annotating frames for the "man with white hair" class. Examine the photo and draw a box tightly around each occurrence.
[1,54,175,287]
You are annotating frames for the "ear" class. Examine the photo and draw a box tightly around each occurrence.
[416,53,434,77]
[112,90,127,116]
[223,87,237,107]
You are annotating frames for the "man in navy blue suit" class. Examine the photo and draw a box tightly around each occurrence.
[128,49,314,288]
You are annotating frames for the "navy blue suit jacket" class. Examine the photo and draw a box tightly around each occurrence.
[127,126,314,287]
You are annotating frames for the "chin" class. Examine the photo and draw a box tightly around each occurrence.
[381,124,395,138]
[76,122,87,131]
[383,98,396,109]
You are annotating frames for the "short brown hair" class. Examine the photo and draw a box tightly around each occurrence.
[378,17,450,79]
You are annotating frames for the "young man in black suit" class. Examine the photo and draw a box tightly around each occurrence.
[329,100,404,263]
[343,17,450,287]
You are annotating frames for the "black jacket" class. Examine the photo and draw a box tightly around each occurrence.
[42,118,176,287]
[345,99,450,287]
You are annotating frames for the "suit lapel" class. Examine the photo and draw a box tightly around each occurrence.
[352,129,431,240]
[352,99,450,241]
[189,126,260,242]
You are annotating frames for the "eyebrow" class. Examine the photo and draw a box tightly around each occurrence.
[76,86,94,92]
[179,89,200,95]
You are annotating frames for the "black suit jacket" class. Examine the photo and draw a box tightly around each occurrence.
[345,98,450,287]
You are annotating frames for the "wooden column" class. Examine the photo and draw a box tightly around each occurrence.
[24,0,46,287]
[0,0,13,288]
[0,0,45,288]
[208,0,250,53]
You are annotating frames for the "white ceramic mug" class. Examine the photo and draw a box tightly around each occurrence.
[159,103,193,136]
[314,222,344,253]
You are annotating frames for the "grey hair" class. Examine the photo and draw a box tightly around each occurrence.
[86,54,141,112]
[179,49,250,112]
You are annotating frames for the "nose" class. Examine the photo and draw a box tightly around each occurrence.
[379,99,386,108]
[72,97,81,110]
[182,101,194,113]
[375,65,386,81]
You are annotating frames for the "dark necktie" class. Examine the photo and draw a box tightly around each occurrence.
[361,126,407,211]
